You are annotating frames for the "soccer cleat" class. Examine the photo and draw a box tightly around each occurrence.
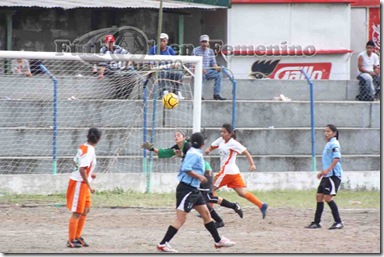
[74,237,89,247]
[260,203,268,219]
[67,240,82,248]
[329,222,344,230]
[214,236,236,248]
[234,202,243,218]
[305,222,322,229]
[157,242,178,253]
[215,221,225,229]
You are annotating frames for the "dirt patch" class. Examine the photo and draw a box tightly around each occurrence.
[0,205,380,253]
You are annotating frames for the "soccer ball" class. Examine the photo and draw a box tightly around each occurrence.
[162,93,179,109]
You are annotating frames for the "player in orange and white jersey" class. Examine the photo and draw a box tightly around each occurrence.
[66,128,102,248]
[205,123,268,219]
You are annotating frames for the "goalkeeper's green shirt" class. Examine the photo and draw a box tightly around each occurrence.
[158,140,191,161]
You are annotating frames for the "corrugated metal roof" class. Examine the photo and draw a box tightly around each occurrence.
[0,0,226,9]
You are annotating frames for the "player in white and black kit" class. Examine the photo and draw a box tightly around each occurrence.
[157,132,236,253]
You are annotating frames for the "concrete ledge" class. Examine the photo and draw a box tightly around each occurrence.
[205,79,360,101]
[0,76,361,101]
[0,127,380,156]
[0,100,380,128]
[0,171,379,195]
[0,155,380,174]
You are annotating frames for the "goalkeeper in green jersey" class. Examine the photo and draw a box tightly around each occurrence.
[141,130,190,161]
[142,130,243,228]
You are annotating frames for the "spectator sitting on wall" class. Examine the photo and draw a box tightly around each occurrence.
[192,35,226,101]
[149,33,184,99]
[12,57,32,77]
[356,40,380,101]
[98,34,138,99]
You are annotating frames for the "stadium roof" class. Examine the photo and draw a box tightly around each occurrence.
[0,0,228,9]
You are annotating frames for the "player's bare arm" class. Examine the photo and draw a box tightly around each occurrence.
[243,150,256,171]
[79,167,95,193]
[185,171,207,183]
[317,158,340,179]
[204,146,214,155]
[358,55,376,76]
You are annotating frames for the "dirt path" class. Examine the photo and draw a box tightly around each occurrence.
[0,205,380,253]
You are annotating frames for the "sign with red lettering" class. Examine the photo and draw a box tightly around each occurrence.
[269,62,332,80]
[369,8,380,55]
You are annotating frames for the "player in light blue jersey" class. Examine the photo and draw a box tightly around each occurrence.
[305,124,344,230]
[157,132,235,253]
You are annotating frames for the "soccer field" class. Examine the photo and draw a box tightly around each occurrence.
[0,190,380,253]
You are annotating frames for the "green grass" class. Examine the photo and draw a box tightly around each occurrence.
[0,189,379,209]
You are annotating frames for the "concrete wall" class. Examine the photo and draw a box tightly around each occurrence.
[228,4,350,49]
[350,7,368,79]
[0,171,379,195]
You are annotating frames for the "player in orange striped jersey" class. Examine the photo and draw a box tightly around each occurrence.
[66,128,102,248]
[204,123,268,219]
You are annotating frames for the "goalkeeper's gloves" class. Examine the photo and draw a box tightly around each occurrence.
[174,149,184,158]
[141,141,154,151]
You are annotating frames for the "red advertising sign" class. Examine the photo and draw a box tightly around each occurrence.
[268,62,332,80]
[369,8,380,55]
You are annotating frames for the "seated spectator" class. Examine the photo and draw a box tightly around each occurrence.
[98,34,138,99]
[357,40,380,101]
[192,35,226,100]
[12,58,32,77]
[149,33,184,99]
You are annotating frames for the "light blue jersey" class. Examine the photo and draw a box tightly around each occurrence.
[322,137,343,178]
[178,147,204,188]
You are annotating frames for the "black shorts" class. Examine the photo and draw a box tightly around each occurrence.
[317,176,341,196]
[176,182,206,213]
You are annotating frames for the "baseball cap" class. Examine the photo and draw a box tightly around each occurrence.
[160,33,169,40]
[105,34,116,43]
[200,35,209,42]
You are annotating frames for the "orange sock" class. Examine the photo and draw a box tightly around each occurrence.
[76,215,86,239]
[244,192,263,208]
[68,217,79,241]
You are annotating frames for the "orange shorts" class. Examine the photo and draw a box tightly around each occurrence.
[213,172,246,189]
[66,179,91,214]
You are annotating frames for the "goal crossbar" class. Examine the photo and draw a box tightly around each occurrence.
[0,50,203,132]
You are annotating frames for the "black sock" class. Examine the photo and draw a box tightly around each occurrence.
[159,225,178,245]
[204,221,221,243]
[314,202,324,224]
[327,200,342,223]
[208,205,223,223]
[220,199,236,209]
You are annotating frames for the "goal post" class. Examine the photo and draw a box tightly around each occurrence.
[0,50,203,192]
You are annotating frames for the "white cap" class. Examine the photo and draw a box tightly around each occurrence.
[200,34,209,42]
[160,33,169,40]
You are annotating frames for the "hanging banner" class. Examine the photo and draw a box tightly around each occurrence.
[369,8,380,55]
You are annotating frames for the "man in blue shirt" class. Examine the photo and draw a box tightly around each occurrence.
[149,33,184,99]
[192,35,226,100]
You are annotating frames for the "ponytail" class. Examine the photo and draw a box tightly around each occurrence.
[87,127,102,144]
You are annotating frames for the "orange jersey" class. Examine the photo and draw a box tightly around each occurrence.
[70,143,97,181]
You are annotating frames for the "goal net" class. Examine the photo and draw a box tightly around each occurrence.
[0,51,202,192]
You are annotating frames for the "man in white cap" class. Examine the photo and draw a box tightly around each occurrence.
[149,33,184,99]
[192,34,226,100]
